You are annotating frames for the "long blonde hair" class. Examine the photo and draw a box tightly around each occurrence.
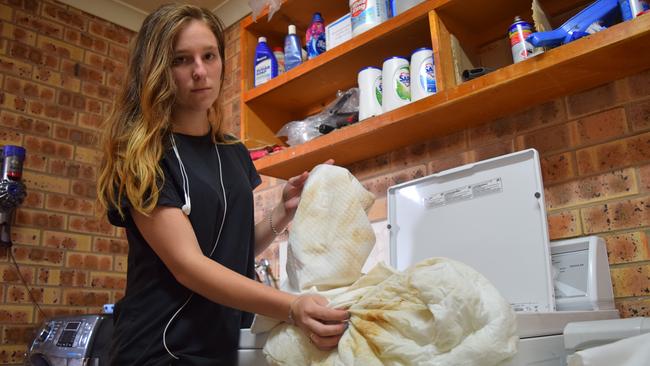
[97,4,227,218]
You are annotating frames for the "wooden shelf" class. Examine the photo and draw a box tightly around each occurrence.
[436,0,593,49]
[252,14,650,179]
[242,1,349,41]
[242,1,442,130]
[240,0,650,179]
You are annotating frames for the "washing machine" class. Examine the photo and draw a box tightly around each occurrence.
[25,314,113,366]
[386,149,620,365]
[236,237,621,366]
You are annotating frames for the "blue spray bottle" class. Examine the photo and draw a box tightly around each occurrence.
[284,25,302,71]
[254,37,278,87]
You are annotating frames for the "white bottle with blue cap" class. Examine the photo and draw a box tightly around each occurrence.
[410,47,436,101]
[382,56,410,113]
[358,66,383,121]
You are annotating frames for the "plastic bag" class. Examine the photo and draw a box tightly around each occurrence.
[317,88,359,133]
[276,116,325,146]
[248,0,282,22]
[276,88,360,146]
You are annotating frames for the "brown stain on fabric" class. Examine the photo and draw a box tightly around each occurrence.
[350,318,386,357]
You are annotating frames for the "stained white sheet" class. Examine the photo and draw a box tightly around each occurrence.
[258,165,518,365]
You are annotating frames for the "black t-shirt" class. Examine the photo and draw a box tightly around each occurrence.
[108,133,261,365]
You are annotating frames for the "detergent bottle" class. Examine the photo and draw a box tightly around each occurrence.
[284,25,302,71]
[306,12,326,59]
[253,37,277,87]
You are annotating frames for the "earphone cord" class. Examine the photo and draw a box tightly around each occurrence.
[170,135,191,211]
[163,137,227,359]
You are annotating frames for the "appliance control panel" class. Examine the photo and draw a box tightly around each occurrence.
[550,236,615,311]
[29,314,102,359]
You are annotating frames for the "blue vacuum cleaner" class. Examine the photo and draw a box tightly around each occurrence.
[526,0,623,48]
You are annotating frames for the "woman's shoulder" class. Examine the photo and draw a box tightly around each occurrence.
[223,133,239,143]
[220,134,247,153]
[219,135,256,166]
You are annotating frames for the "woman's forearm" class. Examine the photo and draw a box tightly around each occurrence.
[254,203,290,255]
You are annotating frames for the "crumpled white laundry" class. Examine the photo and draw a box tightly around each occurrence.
[264,258,518,366]
[255,164,518,365]
[566,332,650,366]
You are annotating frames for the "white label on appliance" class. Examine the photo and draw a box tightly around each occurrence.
[423,177,503,208]
[472,177,503,197]
[511,302,545,312]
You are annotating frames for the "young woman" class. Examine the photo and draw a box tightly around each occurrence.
[97,5,348,365]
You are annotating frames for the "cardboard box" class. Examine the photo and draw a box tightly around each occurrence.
[326,13,352,50]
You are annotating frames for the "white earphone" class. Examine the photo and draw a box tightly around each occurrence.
[170,135,193,215]
[164,134,227,359]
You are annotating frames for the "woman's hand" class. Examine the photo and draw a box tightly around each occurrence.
[290,293,349,351]
[281,159,334,219]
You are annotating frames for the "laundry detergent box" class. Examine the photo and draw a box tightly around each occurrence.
[326,13,352,50]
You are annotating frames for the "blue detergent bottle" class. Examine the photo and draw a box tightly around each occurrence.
[306,12,326,59]
[254,37,278,87]
[284,25,302,71]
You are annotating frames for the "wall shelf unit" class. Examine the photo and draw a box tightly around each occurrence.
[239,0,650,179]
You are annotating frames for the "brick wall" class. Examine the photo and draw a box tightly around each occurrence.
[2,0,649,363]
[222,23,241,135]
[343,74,650,322]
[0,0,133,363]
[0,2,264,363]
[221,23,284,284]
